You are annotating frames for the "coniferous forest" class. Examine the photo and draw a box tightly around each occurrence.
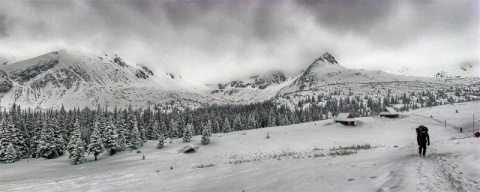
[0,88,477,164]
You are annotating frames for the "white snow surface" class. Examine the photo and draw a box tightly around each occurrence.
[1,101,479,192]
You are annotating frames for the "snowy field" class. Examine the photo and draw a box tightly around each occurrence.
[1,101,479,192]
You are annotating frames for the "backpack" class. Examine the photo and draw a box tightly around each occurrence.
[417,125,428,143]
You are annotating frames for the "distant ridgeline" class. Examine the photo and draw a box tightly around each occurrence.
[0,85,478,164]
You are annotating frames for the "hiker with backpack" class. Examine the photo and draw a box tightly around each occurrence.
[416,125,430,156]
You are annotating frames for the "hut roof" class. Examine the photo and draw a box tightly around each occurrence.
[335,113,355,122]
[380,107,398,115]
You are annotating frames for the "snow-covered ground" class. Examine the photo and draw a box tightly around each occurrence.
[1,101,479,192]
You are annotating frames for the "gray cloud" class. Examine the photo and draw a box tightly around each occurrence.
[0,0,478,83]
[297,0,395,35]
[0,14,9,37]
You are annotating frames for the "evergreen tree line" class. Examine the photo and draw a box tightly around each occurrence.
[0,88,476,164]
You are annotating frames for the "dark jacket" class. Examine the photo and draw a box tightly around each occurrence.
[416,126,430,146]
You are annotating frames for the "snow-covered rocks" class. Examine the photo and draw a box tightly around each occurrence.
[178,144,199,153]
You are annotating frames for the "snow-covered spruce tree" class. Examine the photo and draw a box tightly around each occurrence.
[0,115,27,162]
[139,124,147,143]
[151,120,160,140]
[233,115,242,131]
[115,117,127,152]
[129,116,142,149]
[169,118,178,138]
[0,145,6,162]
[223,117,231,133]
[201,126,211,145]
[67,119,82,156]
[52,118,66,157]
[125,106,135,147]
[7,116,27,159]
[157,133,165,149]
[104,118,119,156]
[2,143,17,163]
[267,111,277,127]
[182,123,193,143]
[0,118,12,162]
[247,113,257,129]
[29,114,44,158]
[196,121,204,136]
[36,118,63,159]
[87,122,104,161]
[206,120,213,136]
[69,137,85,165]
[160,119,167,136]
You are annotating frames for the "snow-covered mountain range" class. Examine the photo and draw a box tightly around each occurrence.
[0,50,477,109]
[0,50,214,109]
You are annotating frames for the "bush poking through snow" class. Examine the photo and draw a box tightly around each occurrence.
[328,149,357,157]
[193,163,215,169]
[329,144,371,151]
[328,144,372,157]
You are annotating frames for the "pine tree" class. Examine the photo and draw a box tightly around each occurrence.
[139,124,147,143]
[223,117,231,133]
[67,119,82,156]
[0,116,27,161]
[247,113,257,129]
[157,133,165,149]
[201,125,211,145]
[233,115,242,131]
[116,117,127,152]
[130,116,142,149]
[87,121,104,161]
[69,137,85,165]
[36,118,63,159]
[125,107,135,147]
[160,119,167,136]
[267,111,277,127]
[151,120,160,140]
[53,118,66,157]
[0,118,12,161]
[183,123,193,143]
[169,118,178,138]
[2,143,17,163]
[104,118,119,156]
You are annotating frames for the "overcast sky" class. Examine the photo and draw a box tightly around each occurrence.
[0,0,478,83]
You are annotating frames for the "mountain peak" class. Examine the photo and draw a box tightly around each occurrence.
[310,52,341,68]
[321,52,338,64]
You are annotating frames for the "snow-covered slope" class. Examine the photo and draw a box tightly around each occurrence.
[435,61,480,79]
[206,71,295,103]
[0,56,8,65]
[1,100,478,192]
[278,52,435,95]
[0,53,16,66]
[0,50,211,109]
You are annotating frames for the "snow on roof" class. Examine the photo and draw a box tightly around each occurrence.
[335,113,355,122]
[380,107,398,115]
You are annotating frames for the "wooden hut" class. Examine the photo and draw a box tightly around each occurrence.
[379,107,399,118]
[334,113,357,126]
